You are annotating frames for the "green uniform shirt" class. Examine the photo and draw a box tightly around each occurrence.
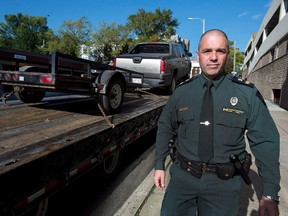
[155,72,280,197]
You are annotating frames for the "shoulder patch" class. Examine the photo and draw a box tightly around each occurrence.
[176,75,199,88]
[232,77,254,88]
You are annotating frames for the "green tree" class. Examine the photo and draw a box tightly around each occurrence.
[127,8,179,42]
[92,22,132,62]
[225,40,244,75]
[0,13,49,53]
[91,8,179,62]
[54,16,92,57]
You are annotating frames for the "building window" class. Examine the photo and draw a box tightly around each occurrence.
[265,6,280,36]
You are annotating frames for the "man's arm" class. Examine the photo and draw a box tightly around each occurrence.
[246,88,280,216]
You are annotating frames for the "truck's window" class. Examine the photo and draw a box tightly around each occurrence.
[174,44,186,57]
[174,45,182,57]
[179,46,187,57]
[131,44,169,54]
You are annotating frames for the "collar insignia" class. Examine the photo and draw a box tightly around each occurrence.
[230,97,238,106]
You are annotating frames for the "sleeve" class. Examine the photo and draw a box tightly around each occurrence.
[154,94,179,170]
[246,88,280,197]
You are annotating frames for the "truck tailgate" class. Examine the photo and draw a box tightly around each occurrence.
[116,58,161,78]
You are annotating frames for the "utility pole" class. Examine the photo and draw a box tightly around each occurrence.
[233,41,236,72]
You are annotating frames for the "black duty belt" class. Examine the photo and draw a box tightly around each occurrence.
[175,152,237,180]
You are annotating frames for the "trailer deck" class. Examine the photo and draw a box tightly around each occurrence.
[0,92,168,215]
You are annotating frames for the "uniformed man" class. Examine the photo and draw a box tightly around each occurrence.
[154,29,280,216]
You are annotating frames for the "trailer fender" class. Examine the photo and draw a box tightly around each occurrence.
[95,70,126,94]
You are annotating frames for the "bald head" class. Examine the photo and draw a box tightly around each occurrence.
[198,29,229,51]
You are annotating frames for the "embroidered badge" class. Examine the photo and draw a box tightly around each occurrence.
[230,97,238,106]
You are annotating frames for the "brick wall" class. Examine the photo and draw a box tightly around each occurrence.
[248,53,288,110]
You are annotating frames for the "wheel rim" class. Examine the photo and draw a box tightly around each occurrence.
[109,83,122,109]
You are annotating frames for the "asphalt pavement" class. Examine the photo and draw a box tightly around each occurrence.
[114,100,288,216]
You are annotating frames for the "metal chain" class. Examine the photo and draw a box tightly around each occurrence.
[0,88,19,106]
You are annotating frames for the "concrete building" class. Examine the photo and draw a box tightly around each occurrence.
[242,0,288,110]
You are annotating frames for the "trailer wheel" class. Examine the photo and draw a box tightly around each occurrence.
[25,197,49,216]
[99,77,124,114]
[103,151,121,178]
[14,87,46,103]
[35,198,49,216]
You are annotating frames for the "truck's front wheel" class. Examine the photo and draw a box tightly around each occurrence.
[14,87,46,103]
[99,78,124,114]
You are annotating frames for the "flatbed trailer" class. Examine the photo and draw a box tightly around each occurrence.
[0,92,168,215]
[0,47,168,215]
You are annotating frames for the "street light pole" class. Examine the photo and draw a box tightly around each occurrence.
[187,17,206,34]
[233,41,236,72]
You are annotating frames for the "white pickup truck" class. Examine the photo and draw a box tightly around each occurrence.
[114,42,192,94]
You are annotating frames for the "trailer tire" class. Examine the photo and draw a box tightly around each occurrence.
[35,198,49,216]
[104,151,120,174]
[99,77,124,114]
[103,151,122,178]
[14,87,46,103]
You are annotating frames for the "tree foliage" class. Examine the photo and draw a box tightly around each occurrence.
[0,9,201,63]
[0,13,49,53]
[54,16,92,56]
[225,40,245,74]
[92,22,131,62]
[127,8,179,42]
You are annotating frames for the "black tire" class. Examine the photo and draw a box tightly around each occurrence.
[103,151,121,176]
[99,77,124,114]
[14,87,46,103]
[35,198,49,216]
[166,75,176,95]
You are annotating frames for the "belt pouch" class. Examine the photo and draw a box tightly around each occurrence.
[216,163,235,180]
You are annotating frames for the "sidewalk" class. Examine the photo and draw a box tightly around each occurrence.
[114,100,288,216]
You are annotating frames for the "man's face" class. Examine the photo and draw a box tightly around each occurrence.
[197,32,229,80]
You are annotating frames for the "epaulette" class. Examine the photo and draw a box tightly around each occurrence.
[176,75,199,88]
[232,76,254,88]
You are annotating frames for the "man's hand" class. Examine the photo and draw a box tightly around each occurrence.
[154,170,166,190]
[259,197,279,216]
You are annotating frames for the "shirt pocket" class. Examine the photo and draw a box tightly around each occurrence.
[215,114,246,144]
[177,111,197,139]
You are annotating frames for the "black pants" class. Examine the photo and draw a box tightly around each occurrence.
[161,161,242,216]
